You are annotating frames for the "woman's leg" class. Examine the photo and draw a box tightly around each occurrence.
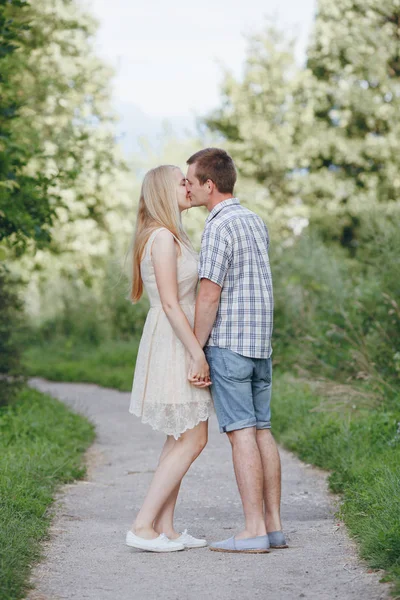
[158,435,176,464]
[153,482,181,538]
[153,436,181,538]
[131,420,208,539]
[154,420,210,537]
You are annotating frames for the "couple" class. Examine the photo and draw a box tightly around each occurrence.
[126,148,287,553]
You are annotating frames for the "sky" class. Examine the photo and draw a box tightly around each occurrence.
[86,0,316,152]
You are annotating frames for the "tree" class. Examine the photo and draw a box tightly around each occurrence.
[1,0,134,397]
[303,0,400,243]
[204,6,400,245]
[0,0,51,404]
[0,0,53,253]
[203,24,315,240]
[206,26,308,206]
[3,0,135,320]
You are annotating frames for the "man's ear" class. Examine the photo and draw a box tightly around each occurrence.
[206,179,215,194]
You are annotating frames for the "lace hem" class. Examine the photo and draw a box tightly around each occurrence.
[130,400,213,440]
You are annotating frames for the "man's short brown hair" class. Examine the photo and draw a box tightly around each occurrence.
[187,148,236,194]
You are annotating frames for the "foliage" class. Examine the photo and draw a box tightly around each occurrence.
[272,217,400,401]
[306,0,400,204]
[205,26,309,208]
[1,0,135,405]
[205,2,400,246]
[303,0,400,245]
[4,0,135,302]
[0,0,53,252]
[0,386,94,600]
[0,265,25,407]
[20,252,150,342]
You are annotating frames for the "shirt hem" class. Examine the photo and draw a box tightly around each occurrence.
[205,342,273,360]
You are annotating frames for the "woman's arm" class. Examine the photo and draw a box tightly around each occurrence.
[151,229,210,383]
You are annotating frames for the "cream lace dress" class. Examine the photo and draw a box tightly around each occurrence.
[129,228,213,439]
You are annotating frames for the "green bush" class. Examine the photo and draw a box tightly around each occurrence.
[271,217,400,401]
[0,265,26,407]
[25,266,149,347]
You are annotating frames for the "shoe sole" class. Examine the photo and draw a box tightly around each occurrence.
[183,543,208,549]
[270,544,289,549]
[126,542,184,552]
[209,547,270,553]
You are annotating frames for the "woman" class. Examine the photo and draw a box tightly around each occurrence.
[126,165,213,552]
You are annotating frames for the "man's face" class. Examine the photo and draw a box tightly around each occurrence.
[186,163,209,207]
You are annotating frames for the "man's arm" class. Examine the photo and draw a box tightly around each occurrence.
[194,278,222,348]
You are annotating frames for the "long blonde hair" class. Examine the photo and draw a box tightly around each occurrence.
[130,165,191,303]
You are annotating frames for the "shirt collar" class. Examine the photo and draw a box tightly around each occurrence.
[206,197,240,224]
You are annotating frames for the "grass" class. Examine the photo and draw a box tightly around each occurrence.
[23,338,400,595]
[273,374,400,594]
[0,387,95,600]
[24,338,139,391]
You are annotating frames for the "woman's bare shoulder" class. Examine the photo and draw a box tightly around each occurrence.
[150,228,178,259]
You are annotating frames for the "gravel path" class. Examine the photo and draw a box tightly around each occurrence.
[27,378,389,600]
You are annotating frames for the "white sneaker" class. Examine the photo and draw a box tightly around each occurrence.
[175,529,207,548]
[126,531,184,552]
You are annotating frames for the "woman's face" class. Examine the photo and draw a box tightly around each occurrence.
[174,168,191,212]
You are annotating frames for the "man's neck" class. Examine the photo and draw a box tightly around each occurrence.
[206,194,234,213]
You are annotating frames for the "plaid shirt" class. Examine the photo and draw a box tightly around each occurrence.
[198,198,273,359]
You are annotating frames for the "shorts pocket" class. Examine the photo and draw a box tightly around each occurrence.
[220,349,253,382]
[256,358,272,385]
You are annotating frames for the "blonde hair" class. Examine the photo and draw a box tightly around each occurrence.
[130,165,191,303]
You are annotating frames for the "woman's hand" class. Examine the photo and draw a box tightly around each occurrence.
[188,352,211,388]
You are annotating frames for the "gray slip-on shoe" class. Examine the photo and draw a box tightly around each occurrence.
[209,535,270,553]
[268,530,288,549]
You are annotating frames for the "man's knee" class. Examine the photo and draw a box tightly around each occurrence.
[256,428,277,445]
[227,426,257,446]
[256,428,273,438]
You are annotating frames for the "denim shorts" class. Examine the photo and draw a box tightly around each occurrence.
[204,346,272,433]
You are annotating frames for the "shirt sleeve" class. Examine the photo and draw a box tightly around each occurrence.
[198,224,232,287]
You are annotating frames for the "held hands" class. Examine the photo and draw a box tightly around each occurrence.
[188,351,212,388]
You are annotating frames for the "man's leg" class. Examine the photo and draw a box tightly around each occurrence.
[256,429,283,532]
[253,357,283,533]
[226,426,266,539]
[205,347,267,543]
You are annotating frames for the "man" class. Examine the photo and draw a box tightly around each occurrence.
[186,148,287,554]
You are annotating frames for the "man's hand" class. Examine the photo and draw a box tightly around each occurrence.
[188,278,221,388]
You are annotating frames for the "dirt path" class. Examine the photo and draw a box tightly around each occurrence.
[27,378,389,600]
